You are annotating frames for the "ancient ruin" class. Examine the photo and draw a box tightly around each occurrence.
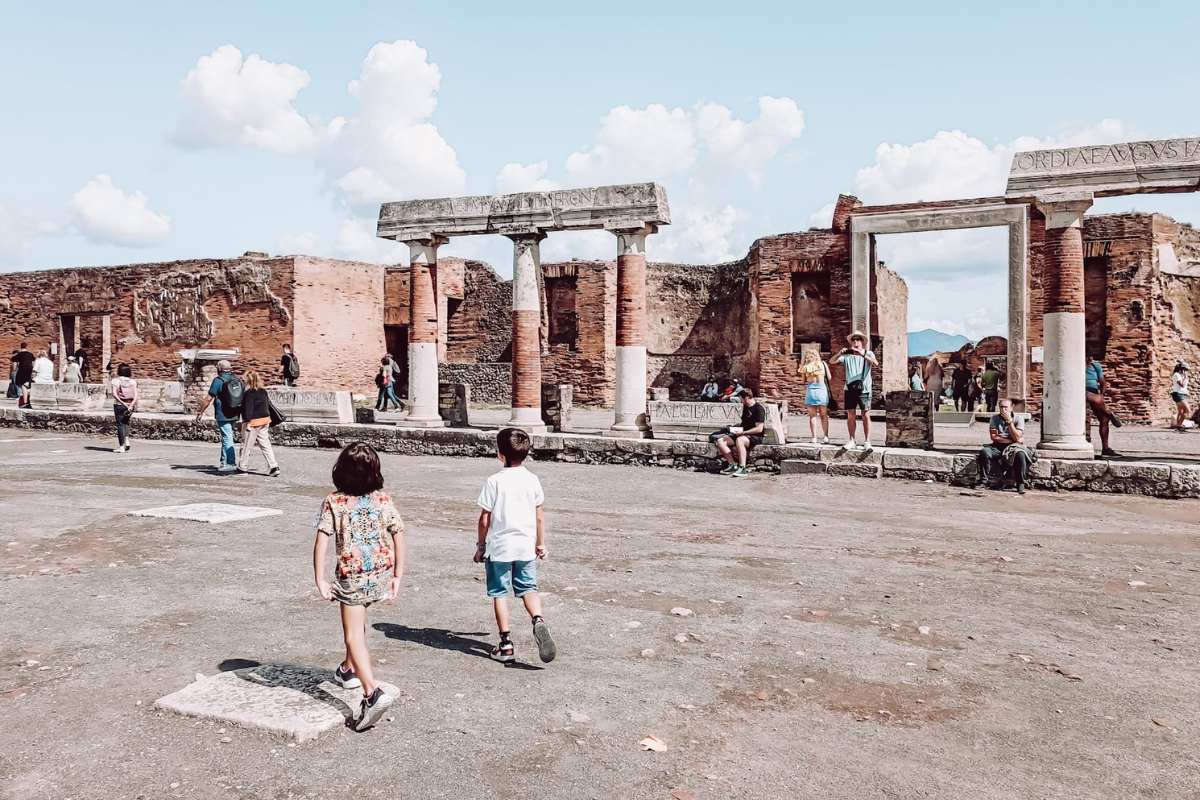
[2,138,1199,449]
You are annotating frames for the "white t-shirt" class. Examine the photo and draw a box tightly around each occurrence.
[32,357,55,384]
[477,466,544,562]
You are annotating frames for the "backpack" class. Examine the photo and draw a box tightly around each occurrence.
[219,375,245,413]
[113,377,136,403]
[286,353,300,379]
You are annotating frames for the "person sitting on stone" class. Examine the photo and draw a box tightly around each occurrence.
[699,376,719,401]
[720,377,744,403]
[909,365,924,391]
[976,398,1036,495]
[713,388,767,478]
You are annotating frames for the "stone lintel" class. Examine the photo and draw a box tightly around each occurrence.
[1006,137,1200,199]
[377,183,671,241]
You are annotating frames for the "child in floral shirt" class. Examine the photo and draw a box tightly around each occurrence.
[313,441,405,732]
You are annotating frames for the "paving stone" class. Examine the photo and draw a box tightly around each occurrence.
[827,462,882,479]
[779,460,829,476]
[155,664,400,742]
[131,503,283,524]
[881,451,953,474]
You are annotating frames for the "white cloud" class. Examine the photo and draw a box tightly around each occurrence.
[319,40,466,210]
[173,45,316,155]
[566,104,697,184]
[655,205,750,264]
[70,174,170,247]
[564,97,805,187]
[495,161,559,193]
[278,231,320,255]
[855,119,1136,205]
[808,202,835,228]
[0,205,31,267]
[696,96,805,183]
[334,216,403,263]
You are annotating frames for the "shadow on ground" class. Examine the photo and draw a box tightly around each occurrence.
[373,623,542,670]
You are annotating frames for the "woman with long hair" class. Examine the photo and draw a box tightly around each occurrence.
[237,370,280,476]
[110,363,138,453]
[798,350,831,445]
[1171,361,1192,431]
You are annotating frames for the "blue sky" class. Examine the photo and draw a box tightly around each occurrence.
[2,0,1197,338]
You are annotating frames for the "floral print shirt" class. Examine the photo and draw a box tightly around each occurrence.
[317,491,404,580]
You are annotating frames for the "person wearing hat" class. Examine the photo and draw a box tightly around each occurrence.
[1171,361,1191,431]
[829,331,878,451]
[194,359,245,472]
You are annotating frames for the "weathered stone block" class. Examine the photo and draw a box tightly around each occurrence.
[438,382,470,427]
[268,388,354,424]
[882,450,952,474]
[1169,465,1200,498]
[827,462,883,479]
[885,390,933,449]
[648,400,786,445]
[27,383,57,409]
[780,460,829,476]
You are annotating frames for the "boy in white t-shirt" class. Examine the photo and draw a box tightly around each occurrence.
[475,427,556,664]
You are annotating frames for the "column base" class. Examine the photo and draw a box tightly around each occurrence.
[507,407,546,435]
[1036,438,1094,460]
[393,415,448,429]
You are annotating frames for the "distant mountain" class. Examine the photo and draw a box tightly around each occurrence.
[908,329,970,357]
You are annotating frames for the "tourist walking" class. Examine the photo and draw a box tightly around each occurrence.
[951,366,970,412]
[32,350,55,385]
[924,357,944,410]
[799,351,831,444]
[976,397,1036,494]
[63,356,82,384]
[1085,352,1122,457]
[9,343,34,406]
[194,359,243,472]
[74,346,89,382]
[280,344,300,387]
[981,360,1000,412]
[1171,361,1191,431]
[110,363,138,453]
[830,331,877,451]
[313,441,404,731]
[909,365,924,391]
[237,371,280,476]
[375,357,402,411]
[475,427,557,664]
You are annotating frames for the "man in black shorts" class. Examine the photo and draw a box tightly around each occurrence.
[714,388,767,478]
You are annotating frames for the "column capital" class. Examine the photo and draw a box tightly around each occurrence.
[606,222,658,237]
[501,228,547,244]
[1036,191,1094,229]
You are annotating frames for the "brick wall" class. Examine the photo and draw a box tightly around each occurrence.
[291,257,386,393]
[0,256,296,385]
[1150,215,1200,422]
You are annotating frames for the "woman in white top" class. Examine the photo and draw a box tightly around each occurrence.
[32,350,55,384]
[1170,362,1191,431]
[110,363,139,452]
[909,365,924,391]
[63,356,82,384]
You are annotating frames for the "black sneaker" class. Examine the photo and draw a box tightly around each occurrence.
[1109,413,1124,428]
[532,618,557,664]
[269,467,281,477]
[333,663,361,690]
[353,687,393,732]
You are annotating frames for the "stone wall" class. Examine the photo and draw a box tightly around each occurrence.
[1151,216,1200,422]
[0,256,297,385]
[873,263,909,396]
[292,257,385,393]
[440,362,510,406]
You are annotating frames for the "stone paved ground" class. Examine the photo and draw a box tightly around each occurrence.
[0,429,1197,799]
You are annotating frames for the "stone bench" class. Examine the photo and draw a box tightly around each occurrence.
[648,399,786,444]
[266,388,354,424]
[27,382,109,411]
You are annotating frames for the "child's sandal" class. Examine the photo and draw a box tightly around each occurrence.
[490,641,515,663]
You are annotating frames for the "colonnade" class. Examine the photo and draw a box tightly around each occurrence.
[399,226,656,437]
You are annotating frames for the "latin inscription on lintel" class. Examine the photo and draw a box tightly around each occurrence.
[1006,137,1200,198]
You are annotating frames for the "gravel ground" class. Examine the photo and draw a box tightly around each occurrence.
[1,429,1197,799]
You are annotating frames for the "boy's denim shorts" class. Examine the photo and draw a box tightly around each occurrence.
[485,559,538,598]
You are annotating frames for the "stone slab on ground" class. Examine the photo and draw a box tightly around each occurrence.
[779,460,829,476]
[155,664,400,742]
[131,503,283,524]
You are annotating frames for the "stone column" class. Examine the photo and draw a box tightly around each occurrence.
[100,315,111,379]
[606,226,653,438]
[400,236,448,427]
[849,229,872,339]
[508,233,548,434]
[1036,193,1093,459]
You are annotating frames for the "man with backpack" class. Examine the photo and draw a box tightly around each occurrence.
[281,344,300,387]
[194,359,244,472]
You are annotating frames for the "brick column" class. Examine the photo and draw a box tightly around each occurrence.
[1036,194,1093,458]
[400,236,448,427]
[508,233,548,433]
[606,226,653,437]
